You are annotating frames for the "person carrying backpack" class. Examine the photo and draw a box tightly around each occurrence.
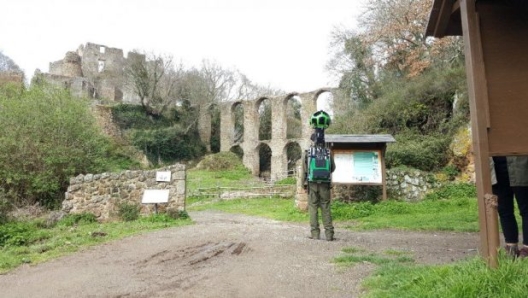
[303,110,336,241]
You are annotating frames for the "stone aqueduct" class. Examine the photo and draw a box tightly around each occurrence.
[197,89,343,181]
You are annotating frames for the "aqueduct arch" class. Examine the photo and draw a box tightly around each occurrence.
[198,88,342,180]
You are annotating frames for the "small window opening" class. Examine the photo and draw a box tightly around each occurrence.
[98,60,105,72]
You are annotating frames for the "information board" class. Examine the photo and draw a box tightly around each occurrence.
[141,189,170,204]
[332,150,382,184]
[156,171,171,182]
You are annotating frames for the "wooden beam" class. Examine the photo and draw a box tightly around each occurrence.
[434,0,455,37]
[460,0,500,268]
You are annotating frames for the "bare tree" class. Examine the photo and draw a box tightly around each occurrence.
[360,0,462,77]
[125,51,182,117]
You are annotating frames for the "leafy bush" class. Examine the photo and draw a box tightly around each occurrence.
[0,221,51,247]
[385,132,452,171]
[195,152,247,171]
[331,201,376,219]
[131,126,206,165]
[165,209,189,220]
[0,84,136,207]
[442,164,461,181]
[117,202,141,221]
[0,191,11,224]
[58,212,98,227]
[424,182,476,201]
[111,104,174,130]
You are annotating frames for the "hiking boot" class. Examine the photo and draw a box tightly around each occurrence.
[309,230,320,240]
[505,244,519,258]
[325,232,334,241]
[519,246,528,258]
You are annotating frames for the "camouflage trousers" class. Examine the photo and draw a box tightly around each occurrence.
[308,182,334,240]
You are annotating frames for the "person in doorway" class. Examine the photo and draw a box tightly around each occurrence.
[303,110,336,241]
[491,156,528,258]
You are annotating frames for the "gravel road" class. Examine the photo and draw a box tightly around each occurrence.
[0,210,479,298]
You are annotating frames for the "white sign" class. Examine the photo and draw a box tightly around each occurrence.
[142,189,170,204]
[333,150,382,184]
[156,171,171,182]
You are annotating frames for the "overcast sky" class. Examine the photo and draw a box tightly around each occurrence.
[1,0,366,93]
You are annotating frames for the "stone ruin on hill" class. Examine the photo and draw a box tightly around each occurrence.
[35,42,142,104]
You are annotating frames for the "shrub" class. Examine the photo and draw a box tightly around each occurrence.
[0,191,11,224]
[441,164,461,181]
[0,84,136,207]
[385,132,452,171]
[424,182,476,200]
[117,202,141,221]
[196,152,247,171]
[130,126,206,165]
[58,212,98,227]
[0,221,51,247]
[111,104,174,130]
[166,209,189,220]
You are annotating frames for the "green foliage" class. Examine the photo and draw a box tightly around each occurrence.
[111,104,174,130]
[275,177,296,185]
[334,246,414,267]
[0,84,135,207]
[424,183,476,201]
[188,196,308,222]
[112,103,207,165]
[333,196,478,232]
[441,164,461,181]
[131,126,206,165]
[385,132,452,171]
[330,65,468,171]
[195,152,247,171]
[0,192,10,224]
[363,256,528,298]
[0,221,51,247]
[165,209,189,220]
[117,201,141,222]
[138,213,179,223]
[58,212,98,227]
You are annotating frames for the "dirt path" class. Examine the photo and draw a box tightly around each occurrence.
[0,211,479,298]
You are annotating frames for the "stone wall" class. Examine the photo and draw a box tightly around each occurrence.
[62,164,186,221]
[385,168,443,201]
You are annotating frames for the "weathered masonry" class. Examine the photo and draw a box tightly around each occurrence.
[197,89,344,181]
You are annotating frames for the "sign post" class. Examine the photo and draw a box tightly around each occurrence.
[141,171,172,214]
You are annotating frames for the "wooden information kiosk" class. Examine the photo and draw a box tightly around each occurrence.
[426,0,528,267]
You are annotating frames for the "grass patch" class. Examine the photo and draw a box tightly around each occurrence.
[188,195,479,232]
[188,196,308,222]
[334,197,479,232]
[333,246,414,267]
[0,214,191,274]
[362,254,528,298]
[187,167,260,193]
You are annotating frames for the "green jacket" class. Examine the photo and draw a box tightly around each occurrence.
[490,156,528,186]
